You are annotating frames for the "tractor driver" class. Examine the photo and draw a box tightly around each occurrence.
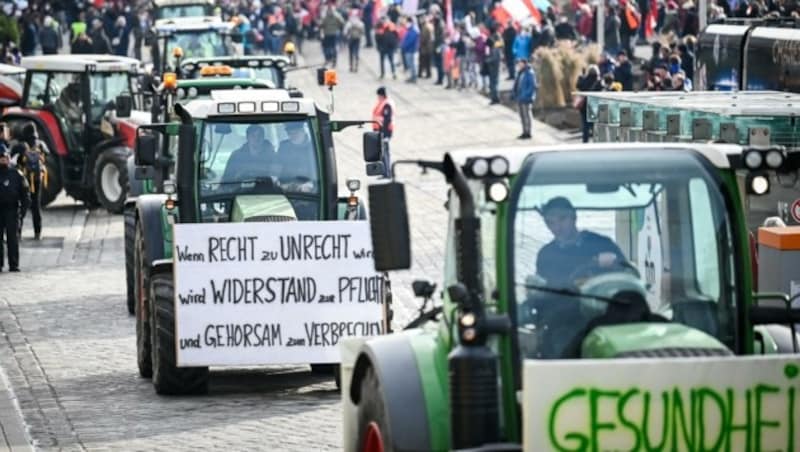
[54,80,83,148]
[536,196,627,288]
[221,124,278,185]
[276,121,316,193]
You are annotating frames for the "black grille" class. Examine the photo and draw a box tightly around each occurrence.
[615,347,733,358]
[244,215,295,223]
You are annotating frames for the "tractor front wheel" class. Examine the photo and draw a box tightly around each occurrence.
[310,364,341,389]
[356,366,391,452]
[94,148,129,214]
[150,272,209,395]
[124,207,136,315]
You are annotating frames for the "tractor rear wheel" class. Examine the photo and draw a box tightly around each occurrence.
[94,148,129,214]
[124,207,136,315]
[356,366,391,452]
[40,157,62,207]
[150,272,209,395]
[135,225,152,378]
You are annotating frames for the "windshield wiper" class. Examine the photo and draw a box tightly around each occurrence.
[520,283,627,306]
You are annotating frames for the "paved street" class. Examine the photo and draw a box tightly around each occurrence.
[0,42,573,451]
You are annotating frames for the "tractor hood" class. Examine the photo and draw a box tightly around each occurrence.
[231,195,297,222]
[581,323,732,358]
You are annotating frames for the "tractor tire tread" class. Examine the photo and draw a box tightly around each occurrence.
[151,273,209,395]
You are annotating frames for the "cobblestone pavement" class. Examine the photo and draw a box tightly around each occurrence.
[0,42,573,451]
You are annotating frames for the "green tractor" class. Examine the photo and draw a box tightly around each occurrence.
[343,143,800,451]
[123,74,280,315]
[132,88,388,395]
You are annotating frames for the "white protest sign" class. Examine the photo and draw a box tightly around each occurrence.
[523,356,800,452]
[173,221,385,367]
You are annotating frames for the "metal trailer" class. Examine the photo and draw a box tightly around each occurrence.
[582,90,800,229]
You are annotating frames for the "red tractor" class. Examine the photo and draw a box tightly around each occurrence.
[1,55,148,212]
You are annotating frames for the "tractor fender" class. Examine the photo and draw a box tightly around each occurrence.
[350,333,431,452]
[1,108,66,157]
[761,324,800,353]
[126,153,145,200]
[136,194,169,268]
[151,258,173,276]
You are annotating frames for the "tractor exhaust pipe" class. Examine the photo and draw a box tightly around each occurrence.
[442,154,502,449]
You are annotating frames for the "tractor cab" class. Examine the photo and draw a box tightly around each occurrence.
[180,55,292,88]
[347,143,800,451]
[137,89,380,225]
[151,0,217,20]
[149,17,237,76]
[2,55,143,211]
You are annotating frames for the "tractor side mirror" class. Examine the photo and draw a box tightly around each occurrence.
[363,132,382,162]
[412,280,436,298]
[135,133,158,167]
[115,94,132,118]
[368,182,411,271]
[317,67,326,86]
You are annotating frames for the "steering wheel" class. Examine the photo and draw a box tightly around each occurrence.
[569,257,641,282]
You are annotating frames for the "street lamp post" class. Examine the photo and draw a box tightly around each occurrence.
[597,0,605,53]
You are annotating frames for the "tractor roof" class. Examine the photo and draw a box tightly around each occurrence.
[182,89,316,118]
[0,63,24,75]
[152,0,215,7]
[447,143,744,175]
[21,55,140,73]
[181,55,291,70]
[154,16,232,32]
[176,78,274,89]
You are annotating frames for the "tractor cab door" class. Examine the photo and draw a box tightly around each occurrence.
[23,70,87,153]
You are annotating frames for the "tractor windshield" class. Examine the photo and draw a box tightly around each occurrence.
[156,5,214,19]
[88,72,132,123]
[166,30,226,60]
[509,149,740,359]
[198,118,320,222]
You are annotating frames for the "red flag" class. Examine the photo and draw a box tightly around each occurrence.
[520,0,542,24]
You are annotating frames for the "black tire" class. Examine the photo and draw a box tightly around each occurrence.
[310,364,341,389]
[150,272,209,395]
[93,147,129,214]
[40,157,62,207]
[356,366,392,452]
[124,207,136,315]
[135,225,152,378]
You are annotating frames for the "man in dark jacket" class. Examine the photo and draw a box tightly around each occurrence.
[613,50,634,91]
[502,20,517,80]
[363,0,375,47]
[0,146,30,272]
[39,17,61,55]
[486,29,503,105]
[89,19,112,54]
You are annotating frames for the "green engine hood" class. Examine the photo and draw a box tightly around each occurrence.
[231,195,297,222]
[582,323,731,358]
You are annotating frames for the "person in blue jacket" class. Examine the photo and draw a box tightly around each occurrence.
[512,57,537,139]
[512,26,532,63]
[401,17,420,83]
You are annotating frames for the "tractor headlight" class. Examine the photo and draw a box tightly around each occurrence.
[748,174,770,195]
[164,181,177,195]
[487,181,509,203]
[744,150,763,169]
[489,156,509,177]
[470,158,489,177]
[346,178,361,192]
[765,149,784,169]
